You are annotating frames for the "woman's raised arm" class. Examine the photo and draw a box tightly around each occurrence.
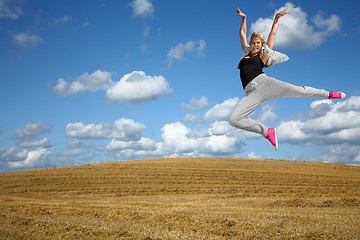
[266,8,290,50]
[235,7,248,50]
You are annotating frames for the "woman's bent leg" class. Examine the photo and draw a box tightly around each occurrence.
[229,90,268,137]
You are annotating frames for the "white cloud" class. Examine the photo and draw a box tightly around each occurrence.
[320,144,360,165]
[278,96,360,146]
[0,0,22,19]
[0,147,28,170]
[67,139,82,149]
[161,122,197,155]
[18,138,49,148]
[277,120,308,143]
[15,121,51,139]
[167,40,206,66]
[257,103,278,123]
[248,151,263,159]
[203,97,239,122]
[182,113,201,123]
[209,121,232,136]
[130,0,154,18]
[101,137,162,160]
[8,147,54,168]
[105,71,173,103]
[100,120,245,160]
[181,96,209,110]
[338,96,360,112]
[160,121,244,157]
[313,12,341,32]
[102,137,157,152]
[52,70,172,104]
[250,2,341,49]
[12,32,42,48]
[181,97,240,123]
[203,135,239,155]
[0,146,16,161]
[64,118,146,141]
[52,70,113,96]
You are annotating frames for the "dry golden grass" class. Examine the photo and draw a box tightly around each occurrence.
[0,157,359,239]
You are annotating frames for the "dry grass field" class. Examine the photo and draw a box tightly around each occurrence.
[0,157,359,239]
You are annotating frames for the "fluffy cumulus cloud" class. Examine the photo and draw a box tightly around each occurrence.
[101,120,245,160]
[0,0,22,19]
[105,71,173,103]
[250,2,341,49]
[160,121,244,157]
[181,96,209,110]
[257,103,278,123]
[278,97,360,145]
[203,97,239,122]
[101,137,161,159]
[103,137,157,152]
[0,121,54,170]
[64,118,146,141]
[130,0,154,18]
[18,138,49,148]
[52,70,172,104]
[52,70,113,96]
[12,32,42,48]
[319,144,360,165]
[277,97,360,164]
[15,121,51,139]
[183,97,239,122]
[0,147,18,161]
[167,40,206,66]
[8,147,54,168]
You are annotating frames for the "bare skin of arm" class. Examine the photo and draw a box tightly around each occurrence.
[266,8,290,50]
[234,7,248,50]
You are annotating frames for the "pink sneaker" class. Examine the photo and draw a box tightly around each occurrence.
[265,128,278,151]
[329,91,346,99]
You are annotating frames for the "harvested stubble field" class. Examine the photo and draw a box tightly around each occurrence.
[0,158,359,240]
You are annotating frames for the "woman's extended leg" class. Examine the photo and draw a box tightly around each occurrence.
[259,76,330,100]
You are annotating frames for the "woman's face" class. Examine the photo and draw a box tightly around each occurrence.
[250,37,263,55]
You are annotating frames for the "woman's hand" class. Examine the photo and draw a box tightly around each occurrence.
[235,7,246,19]
[275,8,290,19]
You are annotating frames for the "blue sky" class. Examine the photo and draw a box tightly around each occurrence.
[1,0,360,172]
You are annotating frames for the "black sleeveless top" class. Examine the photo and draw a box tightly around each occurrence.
[238,54,264,89]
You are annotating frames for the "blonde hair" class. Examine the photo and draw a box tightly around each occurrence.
[250,32,265,44]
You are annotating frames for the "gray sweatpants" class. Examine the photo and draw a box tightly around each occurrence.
[229,73,329,137]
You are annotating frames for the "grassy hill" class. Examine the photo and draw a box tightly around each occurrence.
[0,157,359,239]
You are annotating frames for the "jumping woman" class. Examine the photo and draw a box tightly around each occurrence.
[229,7,346,151]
